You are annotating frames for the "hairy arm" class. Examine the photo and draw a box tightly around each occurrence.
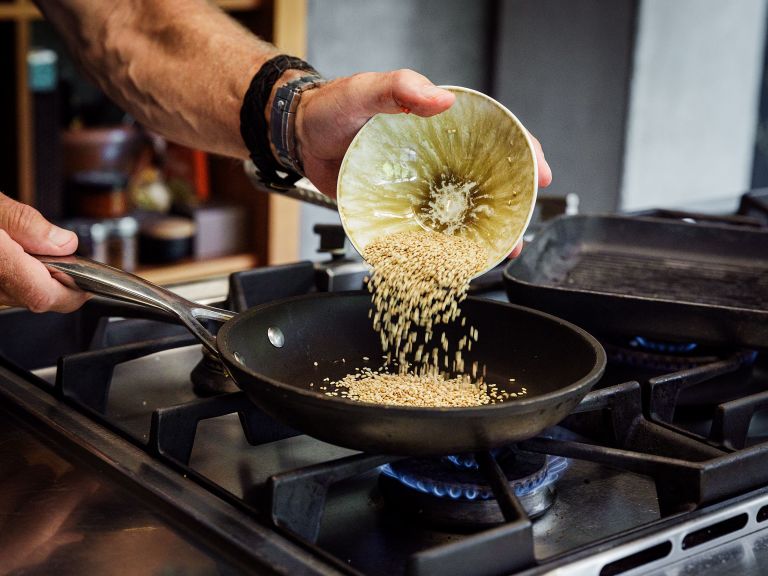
[4,0,549,314]
[33,0,551,195]
[35,0,271,158]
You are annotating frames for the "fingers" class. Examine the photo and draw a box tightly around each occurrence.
[0,191,88,312]
[299,67,550,202]
[0,192,78,255]
[345,70,550,187]
[527,133,552,188]
[508,240,523,259]
[0,230,89,313]
[296,69,454,196]
[349,69,455,118]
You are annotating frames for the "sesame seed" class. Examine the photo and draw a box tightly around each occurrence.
[325,230,505,407]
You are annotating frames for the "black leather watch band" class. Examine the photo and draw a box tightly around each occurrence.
[239,55,321,189]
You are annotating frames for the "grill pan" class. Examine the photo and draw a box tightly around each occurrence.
[503,214,768,348]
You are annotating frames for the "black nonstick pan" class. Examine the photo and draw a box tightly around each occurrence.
[41,256,606,456]
[503,214,768,348]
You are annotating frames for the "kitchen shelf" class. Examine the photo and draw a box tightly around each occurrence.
[0,3,39,21]
[216,0,263,12]
[136,253,258,286]
[1,0,308,283]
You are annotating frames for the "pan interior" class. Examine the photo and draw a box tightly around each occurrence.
[221,293,599,406]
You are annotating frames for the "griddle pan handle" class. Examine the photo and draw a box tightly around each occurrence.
[37,255,234,355]
[243,160,338,210]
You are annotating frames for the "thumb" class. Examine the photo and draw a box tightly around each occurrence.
[350,69,455,118]
[0,192,77,255]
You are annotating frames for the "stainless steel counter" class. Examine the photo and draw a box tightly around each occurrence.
[0,409,231,575]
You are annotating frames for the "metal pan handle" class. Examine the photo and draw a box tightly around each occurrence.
[243,160,338,210]
[37,255,234,355]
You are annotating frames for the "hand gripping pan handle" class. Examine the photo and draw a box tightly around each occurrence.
[38,255,235,355]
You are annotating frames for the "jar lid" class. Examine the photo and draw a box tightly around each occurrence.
[112,216,139,237]
[70,171,129,193]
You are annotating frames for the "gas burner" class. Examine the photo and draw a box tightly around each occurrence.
[630,336,698,354]
[603,336,757,372]
[191,347,238,396]
[379,449,567,530]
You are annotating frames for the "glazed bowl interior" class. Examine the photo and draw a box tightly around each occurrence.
[337,86,538,274]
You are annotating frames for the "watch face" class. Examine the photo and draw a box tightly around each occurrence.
[272,77,325,175]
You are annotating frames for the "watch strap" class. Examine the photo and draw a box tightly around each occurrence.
[239,55,320,190]
[271,75,325,177]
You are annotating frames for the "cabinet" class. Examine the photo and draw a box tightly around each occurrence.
[0,0,306,283]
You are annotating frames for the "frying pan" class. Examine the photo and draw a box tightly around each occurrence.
[40,255,606,456]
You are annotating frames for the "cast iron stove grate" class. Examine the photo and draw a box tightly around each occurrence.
[36,308,768,576]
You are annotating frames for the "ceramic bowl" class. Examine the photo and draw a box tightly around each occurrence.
[337,86,538,275]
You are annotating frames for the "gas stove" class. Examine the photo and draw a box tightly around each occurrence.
[2,193,768,575]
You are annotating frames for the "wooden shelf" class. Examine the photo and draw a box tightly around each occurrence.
[216,0,263,12]
[135,253,258,286]
[0,3,40,21]
[1,0,306,283]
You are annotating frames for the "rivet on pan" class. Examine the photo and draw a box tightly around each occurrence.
[267,327,285,348]
[233,351,246,365]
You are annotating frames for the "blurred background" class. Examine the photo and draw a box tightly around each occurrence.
[302,0,768,259]
[1,0,766,275]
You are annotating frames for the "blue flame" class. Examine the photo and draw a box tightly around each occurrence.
[446,454,480,469]
[630,337,698,354]
[381,455,568,501]
[445,451,504,469]
[740,350,759,365]
[617,339,758,371]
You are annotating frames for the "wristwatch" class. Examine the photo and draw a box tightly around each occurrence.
[270,75,326,177]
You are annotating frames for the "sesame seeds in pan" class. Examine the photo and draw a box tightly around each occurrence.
[325,230,526,407]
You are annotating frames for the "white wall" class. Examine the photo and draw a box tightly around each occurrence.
[494,0,636,214]
[621,0,768,211]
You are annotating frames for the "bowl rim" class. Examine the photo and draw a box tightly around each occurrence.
[336,85,539,277]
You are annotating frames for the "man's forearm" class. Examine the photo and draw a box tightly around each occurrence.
[35,0,279,158]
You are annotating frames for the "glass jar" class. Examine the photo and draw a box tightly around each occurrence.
[106,216,138,272]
